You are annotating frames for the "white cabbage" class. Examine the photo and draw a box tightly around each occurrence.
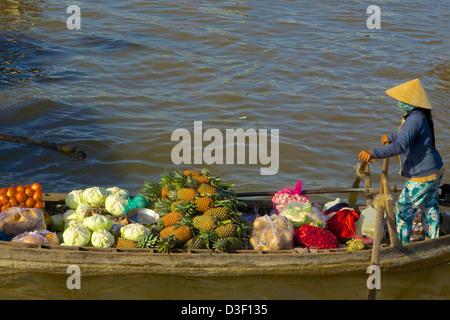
[63,221,91,246]
[65,190,85,209]
[120,223,150,242]
[50,213,65,232]
[63,209,79,226]
[75,202,92,220]
[82,186,108,206]
[91,230,115,248]
[105,194,128,216]
[106,186,129,199]
[82,214,112,232]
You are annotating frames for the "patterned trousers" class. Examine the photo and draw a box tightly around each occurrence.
[396,175,443,244]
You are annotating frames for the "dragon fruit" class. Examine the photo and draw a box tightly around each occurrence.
[294,225,339,249]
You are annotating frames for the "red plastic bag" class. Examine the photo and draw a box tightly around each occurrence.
[272,181,310,214]
[294,225,339,249]
[325,208,360,239]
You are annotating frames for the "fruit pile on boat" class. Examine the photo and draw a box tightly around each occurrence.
[140,169,248,252]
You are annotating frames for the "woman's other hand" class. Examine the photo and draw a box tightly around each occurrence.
[359,150,374,163]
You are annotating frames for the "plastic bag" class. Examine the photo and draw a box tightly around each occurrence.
[11,230,59,245]
[294,225,339,249]
[250,215,294,250]
[272,181,311,214]
[0,207,46,237]
[123,196,150,213]
[279,202,327,229]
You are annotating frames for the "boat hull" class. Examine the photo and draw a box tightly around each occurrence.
[0,193,448,276]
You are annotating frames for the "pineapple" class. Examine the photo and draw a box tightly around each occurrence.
[204,207,231,221]
[192,215,217,231]
[186,235,207,249]
[195,197,214,213]
[116,238,138,249]
[160,226,176,238]
[213,237,245,251]
[162,211,182,227]
[197,183,218,196]
[214,223,237,238]
[177,188,197,202]
[183,170,201,177]
[194,176,210,184]
[161,186,171,198]
[173,225,193,244]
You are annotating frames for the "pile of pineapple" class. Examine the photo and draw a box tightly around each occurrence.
[140,169,248,252]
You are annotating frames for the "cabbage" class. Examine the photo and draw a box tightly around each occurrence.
[82,214,112,232]
[105,194,128,216]
[63,209,79,226]
[91,230,115,248]
[120,223,150,242]
[76,202,93,220]
[82,186,108,205]
[50,213,65,232]
[65,190,85,209]
[63,222,91,246]
[106,186,129,198]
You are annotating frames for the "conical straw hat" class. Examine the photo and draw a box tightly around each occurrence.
[385,78,432,109]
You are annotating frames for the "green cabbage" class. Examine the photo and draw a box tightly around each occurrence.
[82,186,108,206]
[106,186,129,198]
[82,214,112,232]
[63,209,79,226]
[105,194,128,216]
[76,202,93,220]
[63,221,91,246]
[91,230,115,248]
[65,190,85,209]
[120,223,150,242]
[50,213,65,232]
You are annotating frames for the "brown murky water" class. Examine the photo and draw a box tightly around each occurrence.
[0,0,448,299]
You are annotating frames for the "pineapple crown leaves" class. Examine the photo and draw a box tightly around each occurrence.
[137,234,158,248]
[157,234,178,254]
[198,230,219,254]
[175,215,193,229]
[173,200,198,216]
[141,178,163,202]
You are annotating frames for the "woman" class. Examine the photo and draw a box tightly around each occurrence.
[359,79,444,244]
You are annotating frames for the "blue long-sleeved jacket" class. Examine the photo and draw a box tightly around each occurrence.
[371,108,443,178]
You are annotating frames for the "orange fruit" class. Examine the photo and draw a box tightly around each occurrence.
[15,191,27,203]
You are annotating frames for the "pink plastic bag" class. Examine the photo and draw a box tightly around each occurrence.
[272,181,311,214]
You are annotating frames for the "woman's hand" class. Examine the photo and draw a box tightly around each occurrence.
[359,150,374,163]
[381,135,389,145]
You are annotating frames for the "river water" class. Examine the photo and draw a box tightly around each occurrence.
[0,0,448,299]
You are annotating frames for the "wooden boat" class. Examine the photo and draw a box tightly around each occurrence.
[0,192,448,276]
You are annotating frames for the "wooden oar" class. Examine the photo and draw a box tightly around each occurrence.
[367,156,389,300]
[348,160,374,205]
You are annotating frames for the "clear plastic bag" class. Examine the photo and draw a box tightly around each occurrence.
[11,230,59,245]
[249,215,294,250]
[279,202,327,229]
[0,207,46,237]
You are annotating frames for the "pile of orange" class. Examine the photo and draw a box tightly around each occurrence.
[0,182,44,212]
